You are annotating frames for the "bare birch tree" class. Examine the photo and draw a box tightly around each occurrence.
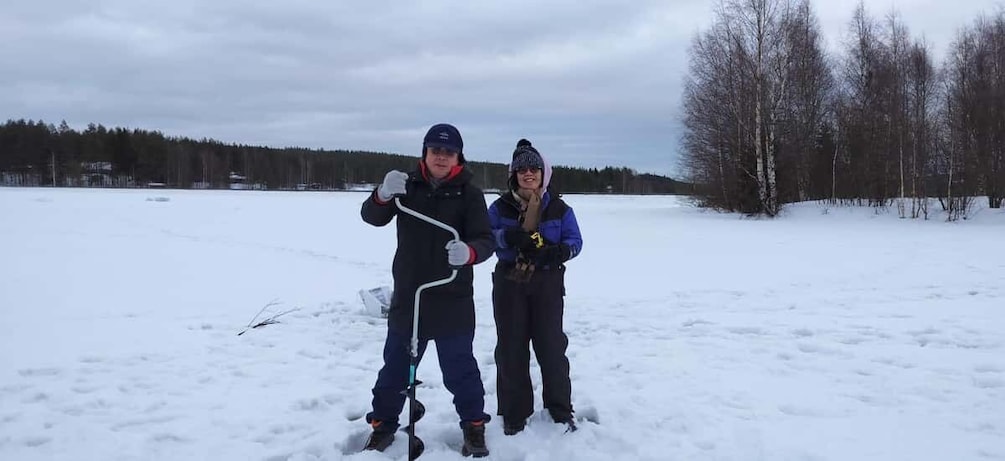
[776,0,833,204]
[682,0,831,215]
[943,10,1005,217]
[906,41,937,218]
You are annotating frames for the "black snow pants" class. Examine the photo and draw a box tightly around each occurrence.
[492,262,573,424]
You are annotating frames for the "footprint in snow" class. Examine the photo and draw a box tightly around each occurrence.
[17,368,62,378]
[791,328,814,338]
[21,393,49,404]
[973,376,1004,389]
[974,364,1003,374]
[148,432,189,444]
[728,326,765,336]
[292,397,329,412]
[22,436,52,447]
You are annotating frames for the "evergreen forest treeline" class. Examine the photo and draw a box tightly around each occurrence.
[0,119,686,195]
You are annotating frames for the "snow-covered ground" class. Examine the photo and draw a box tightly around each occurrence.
[1,187,1003,461]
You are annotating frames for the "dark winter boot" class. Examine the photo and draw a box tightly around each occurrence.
[461,420,489,457]
[562,418,578,433]
[503,418,525,436]
[362,421,395,452]
[554,415,578,433]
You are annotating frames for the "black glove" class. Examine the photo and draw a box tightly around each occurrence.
[536,243,571,266]
[503,228,537,252]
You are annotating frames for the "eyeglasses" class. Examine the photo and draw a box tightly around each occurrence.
[427,146,459,157]
[516,166,541,174]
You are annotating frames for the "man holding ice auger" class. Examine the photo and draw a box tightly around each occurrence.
[359,123,495,457]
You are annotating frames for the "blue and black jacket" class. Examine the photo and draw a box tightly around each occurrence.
[488,190,583,270]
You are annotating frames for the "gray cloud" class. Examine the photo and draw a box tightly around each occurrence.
[2,0,1001,177]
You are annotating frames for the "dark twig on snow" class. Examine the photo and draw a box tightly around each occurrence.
[237,299,301,336]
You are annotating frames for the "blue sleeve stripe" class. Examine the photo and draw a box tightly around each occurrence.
[561,207,583,260]
[488,202,508,249]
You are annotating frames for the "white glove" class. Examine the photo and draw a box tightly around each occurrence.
[445,240,471,266]
[377,170,408,201]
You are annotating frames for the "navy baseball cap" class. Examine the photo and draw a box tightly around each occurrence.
[423,123,463,153]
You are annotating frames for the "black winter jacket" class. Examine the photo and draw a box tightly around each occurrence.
[361,165,495,338]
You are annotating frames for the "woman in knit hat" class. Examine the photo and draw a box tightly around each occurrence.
[487,139,584,435]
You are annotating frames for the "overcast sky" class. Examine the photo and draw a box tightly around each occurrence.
[2,0,1002,177]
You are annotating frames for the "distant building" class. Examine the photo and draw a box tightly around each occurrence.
[345,183,378,192]
[229,172,248,190]
[82,162,114,187]
[228,172,265,190]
